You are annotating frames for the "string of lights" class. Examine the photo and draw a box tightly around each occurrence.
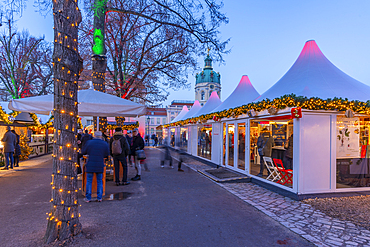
[164,94,370,127]
[45,0,83,236]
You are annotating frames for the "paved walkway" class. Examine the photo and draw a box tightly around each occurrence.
[0,154,52,177]
[168,149,370,247]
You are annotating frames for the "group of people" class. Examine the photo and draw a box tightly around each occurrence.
[145,134,163,147]
[1,126,21,170]
[81,127,144,203]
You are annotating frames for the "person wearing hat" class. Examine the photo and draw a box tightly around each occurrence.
[130,128,144,181]
[1,126,16,170]
[110,127,130,186]
[81,131,109,202]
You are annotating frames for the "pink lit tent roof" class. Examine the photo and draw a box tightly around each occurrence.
[178,100,202,121]
[211,75,260,113]
[192,91,222,118]
[256,40,370,101]
[170,105,189,123]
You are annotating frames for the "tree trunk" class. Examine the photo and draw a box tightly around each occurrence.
[92,0,107,131]
[44,0,83,243]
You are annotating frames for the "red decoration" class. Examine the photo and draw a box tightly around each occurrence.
[212,116,220,122]
[291,107,302,118]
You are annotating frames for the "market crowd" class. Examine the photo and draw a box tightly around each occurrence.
[78,127,145,203]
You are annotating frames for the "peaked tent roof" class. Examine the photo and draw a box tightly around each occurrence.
[193,91,222,118]
[256,40,370,102]
[211,75,260,113]
[171,105,189,123]
[178,100,202,121]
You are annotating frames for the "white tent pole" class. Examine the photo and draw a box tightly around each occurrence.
[97,116,99,131]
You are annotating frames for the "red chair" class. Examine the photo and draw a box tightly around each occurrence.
[273,158,293,185]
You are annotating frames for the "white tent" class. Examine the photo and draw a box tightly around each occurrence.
[171,105,189,123]
[8,88,146,117]
[178,100,202,121]
[211,75,259,113]
[256,40,370,101]
[192,91,222,118]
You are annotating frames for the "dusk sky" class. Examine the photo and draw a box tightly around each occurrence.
[16,0,370,106]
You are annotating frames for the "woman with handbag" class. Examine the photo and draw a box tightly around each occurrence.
[131,128,145,181]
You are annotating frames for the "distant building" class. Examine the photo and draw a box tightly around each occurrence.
[166,100,194,123]
[145,108,168,137]
[195,53,221,106]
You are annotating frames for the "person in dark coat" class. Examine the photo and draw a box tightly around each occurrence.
[1,126,16,170]
[257,129,274,177]
[130,128,144,181]
[109,127,130,186]
[11,130,21,167]
[81,131,109,202]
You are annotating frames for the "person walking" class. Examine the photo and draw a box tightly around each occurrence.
[131,128,144,181]
[11,130,21,167]
[126,130,133,167]
[81,131,109,203]
[1,127,16,170]
[160,140,173,168]
[154,135,158,147]
[110,127,130,186]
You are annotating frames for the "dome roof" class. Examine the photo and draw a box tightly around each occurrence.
[195,54,221,84]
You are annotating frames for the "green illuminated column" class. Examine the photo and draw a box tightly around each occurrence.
[92,0,107,131]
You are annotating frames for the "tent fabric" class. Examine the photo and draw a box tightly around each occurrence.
[211,75,260,113]
[0,101,51,124]
[171,105,189,123]
[256,40,370,102]
[178,100,202,121]
[192,91,222,118]
[8,89,146,117]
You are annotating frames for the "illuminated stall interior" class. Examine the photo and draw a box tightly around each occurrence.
[249,116,293,187]
[170,128,175,147]
[179,127,188,151]
[197,124,212,160]
[336,116,370,188]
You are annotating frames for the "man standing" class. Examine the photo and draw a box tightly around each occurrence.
[131,128,144,181]
[1,126,16,170]
[110,127,130,186]
[81,131,109,202]
[257,129,274,177]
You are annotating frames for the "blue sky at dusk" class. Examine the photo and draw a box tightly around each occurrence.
[15,0,370,106]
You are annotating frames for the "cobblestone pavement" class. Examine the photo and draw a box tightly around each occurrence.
[168,150,370,247]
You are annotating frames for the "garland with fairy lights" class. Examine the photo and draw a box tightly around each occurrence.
[163,94,370,127]
[107,121,139,130]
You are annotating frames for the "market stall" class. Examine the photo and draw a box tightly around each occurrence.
[166,40,370,198]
